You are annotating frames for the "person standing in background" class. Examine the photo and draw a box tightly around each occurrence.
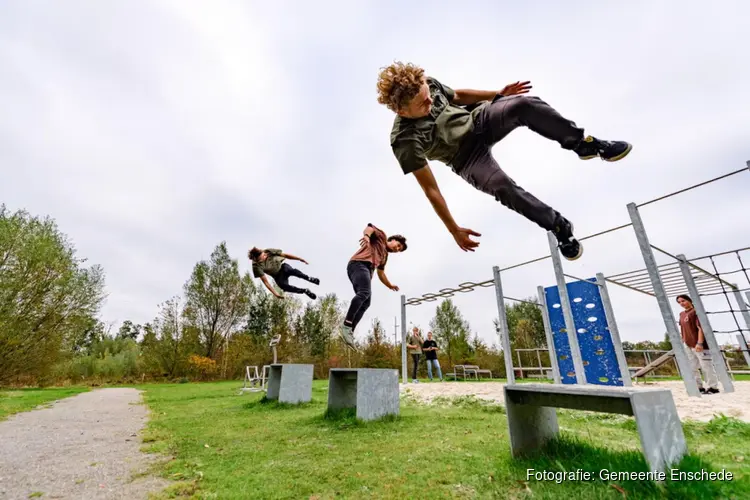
[422,331,443,381]
[406,326,424,383]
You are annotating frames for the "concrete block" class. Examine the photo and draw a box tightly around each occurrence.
[328,368,399,421]
[265,364,313,404]
[630,391,688,473]
[503,384,687,473]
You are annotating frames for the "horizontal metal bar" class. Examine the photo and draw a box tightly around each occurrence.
[636,167,749,208]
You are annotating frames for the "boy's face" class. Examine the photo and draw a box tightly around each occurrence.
[259,252,269,262]
[386,239,404,252]
[427,332,433,340]
[397,81,432,118]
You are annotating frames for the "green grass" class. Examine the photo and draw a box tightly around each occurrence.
[0,386,90,421]
[139,380,750,499]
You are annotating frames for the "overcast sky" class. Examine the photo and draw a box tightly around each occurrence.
[2,1,749,350]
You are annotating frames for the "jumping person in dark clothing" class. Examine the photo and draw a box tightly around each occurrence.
[339,224,407,350]
[249,247,319,300]
[376,62,633,261]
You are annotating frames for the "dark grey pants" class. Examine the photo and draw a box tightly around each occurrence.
[274,263,313,294]
[451,95,585,231]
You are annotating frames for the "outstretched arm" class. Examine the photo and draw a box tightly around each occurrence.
[376,268,399,291]
[453,89,501,106]
[412,165,480,251]
[281,252,308,264]
[260,275,283,299]
[453,82,532,106]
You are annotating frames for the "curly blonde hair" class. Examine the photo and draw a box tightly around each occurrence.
[376,62,425,112]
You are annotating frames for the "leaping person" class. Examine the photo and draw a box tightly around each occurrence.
[248,247,319,300]
[339,224,407,350]
[376,62,633,260]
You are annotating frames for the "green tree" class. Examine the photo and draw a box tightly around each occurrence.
[140,296,197,377]
[294,302,326,357]
[0,205,106,384]
[183,243,250,374]
[503,298,546,347]
[362,318,396,368]
[117,320,142,340]
[429,299,472,368]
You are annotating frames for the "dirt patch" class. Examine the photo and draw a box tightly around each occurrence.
[0,388,169,499]
[401,380,750,422]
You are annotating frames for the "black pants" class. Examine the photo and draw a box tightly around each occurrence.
[411,353,421,380]
[451,95,585,231]
[344,260,373,331]
[273,263,314,294]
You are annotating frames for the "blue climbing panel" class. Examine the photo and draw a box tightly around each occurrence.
[544,278,624,386]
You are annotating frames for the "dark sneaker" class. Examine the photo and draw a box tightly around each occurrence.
[309,277,320,286]
[706,387,720,394]
[339,324,358,351]
[304,289,317,300]
[699,387,707,394]
[553,219,583,261]
[574,135,632,162]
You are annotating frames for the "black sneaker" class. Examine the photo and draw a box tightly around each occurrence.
[574,136,632,162]
[304,289,317,300]
[309,277,320,285]
[706,387,720,394]
[699,387,707,394]
[553,219,583,261]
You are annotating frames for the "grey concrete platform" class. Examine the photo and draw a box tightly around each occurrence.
[504,384,687,473]
[327,368,399,421]
[265,364,313,404]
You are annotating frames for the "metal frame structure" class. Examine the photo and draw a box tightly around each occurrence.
[240,334,281,393]
[399,161,750,397]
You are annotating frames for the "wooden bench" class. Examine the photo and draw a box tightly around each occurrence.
[504,383,687,473]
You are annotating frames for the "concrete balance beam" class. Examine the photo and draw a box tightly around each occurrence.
[504,383,687,474]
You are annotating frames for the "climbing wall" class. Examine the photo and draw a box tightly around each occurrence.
[544,278,624,386]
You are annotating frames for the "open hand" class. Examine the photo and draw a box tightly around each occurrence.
[451,227,481,252]
[500,81,532,97]
[389,284,400,292]
[359,237,369,247]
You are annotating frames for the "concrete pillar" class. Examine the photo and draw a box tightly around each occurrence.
[677,255,734,393]
[400,295,407,384]
[547,232,587,384]
[493,266,515,384]
[596,273,633,386]
[627,203,701,397]
[537,285,561,384]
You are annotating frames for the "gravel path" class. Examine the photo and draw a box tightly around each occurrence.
[0,388,169,499]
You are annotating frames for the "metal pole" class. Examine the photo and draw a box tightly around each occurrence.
[536,349,543,378]
[731,288,750,365]
[400,295,407,384]
[736,334,750,367]
[596,273,632,386]
[547,232,587,384]
[537,285,561,383]
[677,255,734,393]
[732,287,750,334]
[492,266,515,383]
[627,202,702,397]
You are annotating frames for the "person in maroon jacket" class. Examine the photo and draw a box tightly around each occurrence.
[676,294,719,394]
[339,223,407,350]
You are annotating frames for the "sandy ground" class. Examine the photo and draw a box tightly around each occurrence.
[0,388,169,499]
[400,380,750,422]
